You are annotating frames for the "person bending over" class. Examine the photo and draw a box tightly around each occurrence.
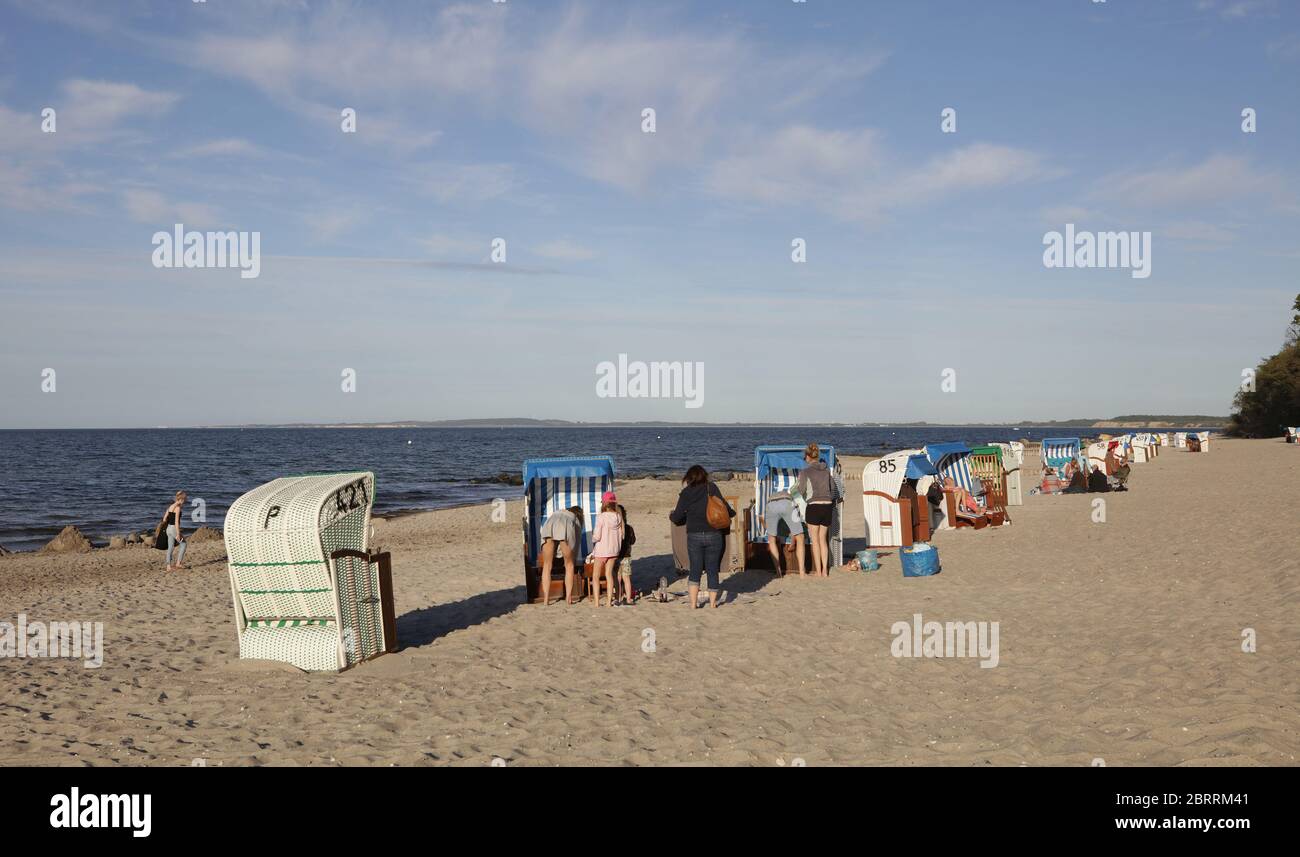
[760,481,806,576]
[539,505,584,605]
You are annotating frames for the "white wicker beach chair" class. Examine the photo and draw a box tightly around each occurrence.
[224,472,392,672]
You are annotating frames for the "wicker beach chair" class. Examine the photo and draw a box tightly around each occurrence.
[744,445,843,572]
[224,472,394,672]
[522,456,615,603]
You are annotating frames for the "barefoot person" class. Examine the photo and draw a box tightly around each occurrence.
[668,465,734,609]
[589,492,624,608]
[164,491,188,572]
[797,444,836,577]
[539,506,584,605]
[760,483,806,576]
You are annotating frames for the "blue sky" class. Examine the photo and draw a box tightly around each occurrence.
[1,0,1297,428]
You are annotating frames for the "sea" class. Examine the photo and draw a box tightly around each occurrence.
[0,425,1106,552]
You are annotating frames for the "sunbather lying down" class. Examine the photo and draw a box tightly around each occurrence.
[943,477,987,519]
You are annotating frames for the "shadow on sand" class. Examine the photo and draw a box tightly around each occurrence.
[395,586,521,648]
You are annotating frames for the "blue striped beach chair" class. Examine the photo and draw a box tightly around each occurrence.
[225,472,393,672]
[522,456,615,603]
[923,442,999,529]
[745,445,842,570]
[1040,437,1085,494]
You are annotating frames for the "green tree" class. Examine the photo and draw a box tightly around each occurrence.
[1228,293,1300,437]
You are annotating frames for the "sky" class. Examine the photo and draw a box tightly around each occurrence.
[0,0,1297,429]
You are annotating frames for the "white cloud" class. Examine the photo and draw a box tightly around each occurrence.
[60,2,881,191]
[1267,32,1300,61]
[1091,155,1275,207]
[532,239,596,261]
[1041,205,1099,225]
[413,162,517,204]
[708,128,1050,224]
[1197,0,1277,18]
[303,208,364,241]
[419,233,487,259]
[57,79,177,142]
[887,143,1053,204]
[168,138,273,159]
[122,188,220,227]
[1162,221,1237,242]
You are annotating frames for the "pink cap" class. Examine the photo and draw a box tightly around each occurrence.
[602,491,617,503]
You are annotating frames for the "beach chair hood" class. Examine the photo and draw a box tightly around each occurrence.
[523,456,615,486]
[1042,437,1083,468]
[923,442,971,472]
[754,445,835,481]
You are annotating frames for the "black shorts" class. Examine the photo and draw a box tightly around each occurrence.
[804,503,833,526]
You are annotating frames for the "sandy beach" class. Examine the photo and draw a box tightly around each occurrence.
[1,438,1296,767]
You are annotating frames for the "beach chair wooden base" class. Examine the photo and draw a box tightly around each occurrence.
[525,563,589,604]
[944,490,997,530]
[742,508,810,574]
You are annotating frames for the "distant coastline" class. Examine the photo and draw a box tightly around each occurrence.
[198,415,1229,430]
[2,416,1230,432]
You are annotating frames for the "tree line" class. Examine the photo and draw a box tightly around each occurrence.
[1228,294,1300,437]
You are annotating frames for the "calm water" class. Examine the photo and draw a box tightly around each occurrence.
[0,425,1096,552]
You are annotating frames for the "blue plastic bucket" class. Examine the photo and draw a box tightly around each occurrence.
[856,549,880,571]
[900,543,940,577]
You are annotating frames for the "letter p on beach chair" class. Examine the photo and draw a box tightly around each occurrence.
[522,456,614,603]
[224,472,396,672]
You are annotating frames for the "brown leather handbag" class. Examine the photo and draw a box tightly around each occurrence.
[705,484,731,529]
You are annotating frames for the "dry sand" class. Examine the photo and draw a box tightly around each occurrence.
[1,438,1297,766]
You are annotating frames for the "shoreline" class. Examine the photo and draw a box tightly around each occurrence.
[0,435,1165,554]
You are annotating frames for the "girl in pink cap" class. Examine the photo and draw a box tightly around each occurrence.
[590,491,624,607]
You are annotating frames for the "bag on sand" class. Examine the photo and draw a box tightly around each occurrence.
[705,485,731,530]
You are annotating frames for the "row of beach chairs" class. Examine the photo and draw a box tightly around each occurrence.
[218,431,1215,671]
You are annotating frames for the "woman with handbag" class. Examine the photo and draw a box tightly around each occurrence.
[668,465,734,609]
[159,490,188,572]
